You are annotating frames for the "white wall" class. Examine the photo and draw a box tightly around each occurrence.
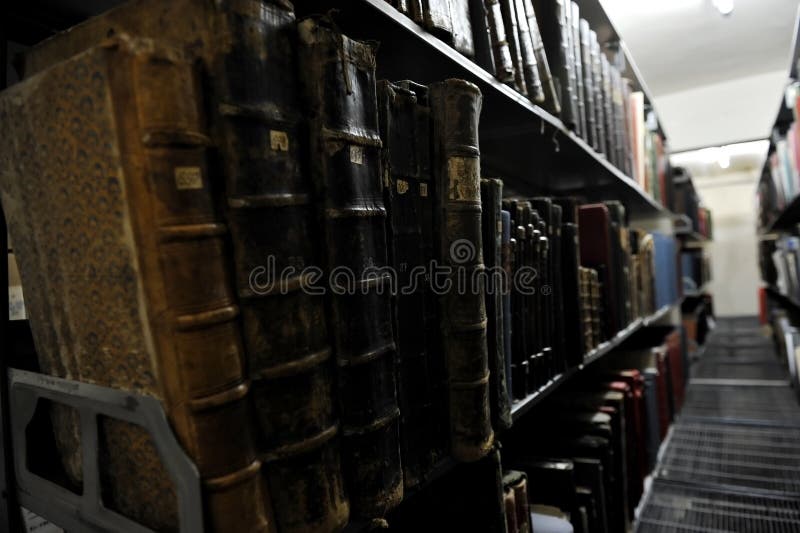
[656,70,787,152]
[693,170,760,316]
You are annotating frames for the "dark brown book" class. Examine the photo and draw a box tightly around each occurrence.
[430,79,494,461]
[484,0,516,83]
[503,470,533,533]
[378,80,437,489]
[298,18,403,517]
[532,0,577,129]
[579,204,619,337]
[522,0,560,114]
[514,0,545,103]
[2,36,271,532]
[601,55,617,166]
[590,30,607,156]
[499,0,529,95]
[580,19,597,150]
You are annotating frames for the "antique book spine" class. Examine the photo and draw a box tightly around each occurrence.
[590,30,607,156]
[532,0,576,128]
[378,81,436,489]
[563,0,579,134]
[298,19,403,516]
[423,0,455,42]
[499,0,529,95]
[562,222,585,366]
[570,2,587,138]
[579,19,596,150]
[537,231,552,379]
[430,79,494,461]
[511,224,528,399]
[550,204,566,373]
[526,221,541,388]
[523,0,560,114]
[513,0,545,103]
[612,69,626,173]
[501,210,514,406]
[485,0,516,83]
[2,37,272,532]
[215,5,349,532]
[451,0,476,56]
[481,179,512,430]
[602,55,617,166]
[470,0,498,73]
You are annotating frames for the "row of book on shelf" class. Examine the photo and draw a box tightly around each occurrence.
[0,1,683,531]
[387,0,669,201]
[757,81,800,228]
[386,328,688,533]
[672,166,713,239]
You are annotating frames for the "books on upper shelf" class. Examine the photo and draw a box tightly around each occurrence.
[672,166,713,239]
[383,0,668,196]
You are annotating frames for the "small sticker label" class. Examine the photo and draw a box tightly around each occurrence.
[447,157,480,202]
[419,183,429,197]
[497,220,503,234]
[350,145,364,165]
[270,130,289,152]
[174,167,203,190]
[397,179,409,194]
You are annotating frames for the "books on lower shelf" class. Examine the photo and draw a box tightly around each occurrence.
[1,1,683,531]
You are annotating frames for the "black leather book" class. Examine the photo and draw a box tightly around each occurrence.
[514,0,545,103]
[570,2,587,138]
[522,0,561,114]
[561,222,585,367]
[590,30,607,157]
[298,19,402,516]
[513,458,577,518]
[451,0,476,56]
[482,179,513,431]
[604,201,629,328]
[484,0,515,83]
[601,55,617,167]
[430,79,494,461]
[533,0,577,129]
[531,198,563,374]
[573,457,609,533]
[579,19,597,150]
[378,80,436,490]
[537,226,552,382]
[553,196,580,225]
[512,223,529,398]
[501,210,514,405]
[471,0,498,73]
[499,0,529,95]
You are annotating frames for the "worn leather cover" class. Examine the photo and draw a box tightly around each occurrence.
[501,210,514,403]
[22,2,349,530]
[485,0,515,83]
[513,0,545,103]
[570,2,586,138]
[601,55,616,165]
[579,19,597,150]
[590,30,607,157]
[1,36,272,532]
[579,204,620,337]
[499,0,528,95]
[450,0,476,56]
[298,19,403,517]
[378,81,438,489]
[430,79,494,461]
[422,0,454,41]
[532,198,564,373]
[522,0,560,114]
[482,180,512,430]
[561,223,584,367]
[532,0,577,128]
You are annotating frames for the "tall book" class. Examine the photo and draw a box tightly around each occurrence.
[630,91,646,187]
[522,0,561,114]
[561,222,585,367]
[1,36,271,532]
[579,204,620,337]
[430,79,494,461]
[570,2,587,138]
[513,0,545,103]
[21,2,350,529]
[378,81,437,489]
[484,0,516,83]
[482,180,513,430]
[590,31,607,156]
[451,0,476,56]
[501,210,515,405]
[533,0,577,129]
[298,19,403,516]
[499,0,529,95]
[579,19,597,150]
[601,55,617,166]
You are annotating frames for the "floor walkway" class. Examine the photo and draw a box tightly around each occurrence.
[637,316,800,532]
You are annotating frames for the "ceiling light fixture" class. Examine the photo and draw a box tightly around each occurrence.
[711,0,734,16]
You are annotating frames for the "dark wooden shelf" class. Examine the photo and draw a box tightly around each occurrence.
[296,0,669,218]
[510,303,674,422]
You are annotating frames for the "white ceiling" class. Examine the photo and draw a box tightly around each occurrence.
[601,0,800,150]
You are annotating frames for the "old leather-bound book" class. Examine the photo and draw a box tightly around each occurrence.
[532,198,565,374]
[570,2,587,138]
[601,56,617,167]
[298,19,403,516]
[451,0,476,56]
[503,470,532,533]
[378,80,436,489]
[485,0,516,83]
[21,2,349,531]
[499,0,529,95]
[422,0,455,42]
[579,204,619,337]
[532,0,577,129]
[430,79,494,461]
[501,210,514,404]
[590,31,607,156]
[481,179,512,431]
[561,221,585,367]
[1,36,272,532]
[522,0,560,114]
[579,19,597,150]
[513,0,545,103]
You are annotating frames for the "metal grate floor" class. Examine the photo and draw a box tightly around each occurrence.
[637,317,800,532]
